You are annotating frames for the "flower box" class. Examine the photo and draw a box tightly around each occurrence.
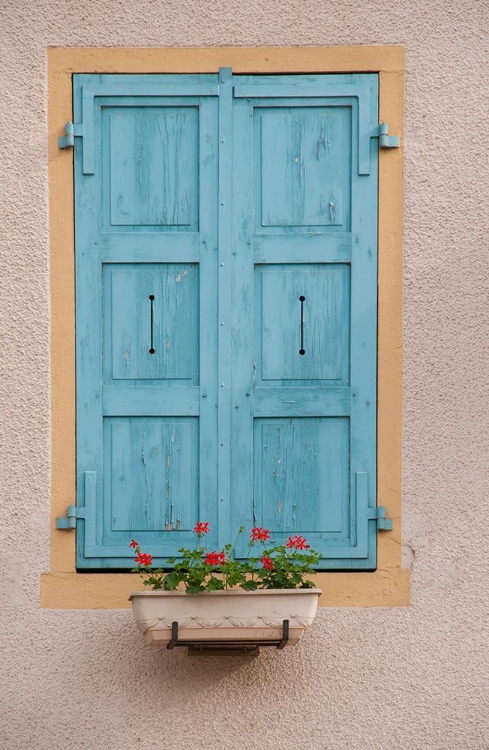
[129,588,322,647]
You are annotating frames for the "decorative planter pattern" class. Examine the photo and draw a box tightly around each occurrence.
[129,588,322,647]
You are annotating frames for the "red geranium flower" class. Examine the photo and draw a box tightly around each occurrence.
[204,551,226,566]
[135,551,153,567]
[194,521,210,535]
[250,527,270,542]
[286,535,310,550]
[261,556,274,570]
[129,539,139,549]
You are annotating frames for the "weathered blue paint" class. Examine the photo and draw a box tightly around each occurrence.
[234,82,376,175]
[216,68,233,551]
[105,263,199,381]
[108,108,199,228]
[74,75,220,566]
[105,417,199,533]
[258,265,350,381]
[231,74,379,568]
[74,72,381,569]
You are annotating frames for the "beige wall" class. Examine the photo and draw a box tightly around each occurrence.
[0,2,488,749]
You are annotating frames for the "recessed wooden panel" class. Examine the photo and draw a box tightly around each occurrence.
[108,107,199,228]
[258,265,350,382]
[257,107,351,229]
[254,417,350,534]
[105,417,198,533]
[105,263,199,382]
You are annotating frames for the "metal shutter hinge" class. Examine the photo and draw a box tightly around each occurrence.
[367,506,394,531]
[372,122,400,148]
[55,505,86,529]
[58,122,83,149]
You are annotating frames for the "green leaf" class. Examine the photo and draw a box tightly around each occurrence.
[206,576,225,591]
[240,580,258,591]
[186,582,206,594]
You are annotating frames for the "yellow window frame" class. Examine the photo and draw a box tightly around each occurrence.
[43,45,408,608]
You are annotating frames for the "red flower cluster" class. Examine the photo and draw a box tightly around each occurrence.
[129,539,139,549]
[194,521,210,535]
[134,551,153,567]
[250,527,270,542]
[286,535,310,550]
[261,556,274,570]
[204,551,226,566]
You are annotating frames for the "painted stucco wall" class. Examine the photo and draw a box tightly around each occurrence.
[1,2,488,749]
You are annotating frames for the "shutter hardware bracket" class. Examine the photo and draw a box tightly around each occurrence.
[168,619,290,652]
[58,122,83,149]
[58,120,399,151]
[55,505,86,529]
[367,506,394,531]
[372,122,400,149]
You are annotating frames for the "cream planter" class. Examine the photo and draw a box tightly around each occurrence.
[129,588,322,647]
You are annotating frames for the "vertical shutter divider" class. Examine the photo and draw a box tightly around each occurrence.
[216,68,233,550]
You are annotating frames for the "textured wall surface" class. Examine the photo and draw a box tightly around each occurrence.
[1,1,489,749]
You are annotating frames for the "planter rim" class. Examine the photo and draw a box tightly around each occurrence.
[129,588,322,601]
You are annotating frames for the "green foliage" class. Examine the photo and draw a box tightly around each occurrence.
[129,525,320,594]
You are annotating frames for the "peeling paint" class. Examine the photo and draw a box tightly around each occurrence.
[329,200,335,222]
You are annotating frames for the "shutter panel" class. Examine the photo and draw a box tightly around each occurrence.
[74,75,220,566]
[230,74,379,568]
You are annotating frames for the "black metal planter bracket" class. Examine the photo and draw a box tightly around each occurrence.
[167,619,290,651]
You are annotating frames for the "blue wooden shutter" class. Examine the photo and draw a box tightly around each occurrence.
[74,75,220,566]
[231,75,379,568]
[74,72,379,569]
